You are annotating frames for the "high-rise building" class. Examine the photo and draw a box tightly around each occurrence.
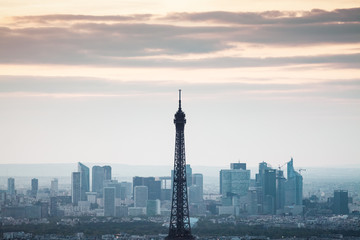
[333,190,349,215]
[31,178,38,198]
[160,176,172,201]
[7,178,15,195]
[186,164,192,187]
[92,165,112,196]
[247,189,258,215]
[103,165,112,180]
[120,181,132,200]
[256,161,270,188]
[147,199,161,216]
[147,178,161,200]
[160,176,172,190]
[104,187,116,217]
[0,190,6,205]
[132,177,161,200]
[50,178,58,196]
[133,176,143,195]
[263,169,276,214]
[86,192,97,203]
[71,172,81,205]
[39,201,49,218]
[256,162,278,214]
[104,180,122,199]
[78,162,90,201]
[285,158,303,206]
[134,185,148,208]
[189,185,202,204]
[230,162,247,170]
[92,165,104,195]
[192,173,203,201]
[49,197,57,217]
[167,90,194,240]
[276,170,286,211]
[220,163,250,198]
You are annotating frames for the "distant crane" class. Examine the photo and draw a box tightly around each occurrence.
[278,162,287,170]
[298,169,306,174]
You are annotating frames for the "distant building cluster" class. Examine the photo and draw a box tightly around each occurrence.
[0,162,203,219]
[218,158,304,216]
[0,159,354,219]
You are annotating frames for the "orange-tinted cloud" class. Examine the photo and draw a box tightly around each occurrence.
[1,8,359,68]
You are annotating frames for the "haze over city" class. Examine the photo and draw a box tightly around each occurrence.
[0,0,359,169]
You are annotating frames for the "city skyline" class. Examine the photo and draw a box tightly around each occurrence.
[0,0,359,168]
[1,159,357,220]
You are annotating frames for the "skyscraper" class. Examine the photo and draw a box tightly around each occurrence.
[51,178,58,196]
[186,164,192,187]
[31,178,38,198]
[256,161,278,214]
[104,187,116,217]
[160,176,172,201]
[167,90,194,240]
[92,165,104,195]
[333,190,349,215]
[189,185,202,204]
[50,197,57,217]
[276,170,286,211]
[132,176,161,200]
[134,185,148,208]
[104,180,122,198]
[120,181,132,200]
[71,172,81,205]
[0,191,6,205]
[192,173,203,201]
[285,158,303,206]
[103,165,112,180]
[147,199,161,216]
[78,162,90,201]
[92,165,112,196]
[263,169,276,214]
[7,178,15,195]
[145,177,161,200]
[230,162,247,170]
[133,176,144,196]
[220,163,250,198]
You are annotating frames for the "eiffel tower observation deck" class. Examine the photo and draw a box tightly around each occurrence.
[166,90,195,240]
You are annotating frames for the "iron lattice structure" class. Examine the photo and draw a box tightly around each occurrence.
[166,90,195,240]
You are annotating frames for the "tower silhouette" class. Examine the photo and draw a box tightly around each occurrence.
[166,90,195,240]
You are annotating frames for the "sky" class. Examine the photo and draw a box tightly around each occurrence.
[0,0,359,169]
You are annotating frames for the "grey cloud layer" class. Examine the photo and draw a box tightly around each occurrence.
[14,14,153,22]
[1,8,359,67]
[163,8,360,25]
[1,75,359,100]
[14,8,360,25]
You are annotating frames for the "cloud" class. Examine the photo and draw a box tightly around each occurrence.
[12,8,360,26]
[1,75,359,101]
[162,8,360,25]
[13,14,154,23]
[0,8,359,67]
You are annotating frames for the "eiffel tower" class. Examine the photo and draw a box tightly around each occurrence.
[166,90,195,240]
